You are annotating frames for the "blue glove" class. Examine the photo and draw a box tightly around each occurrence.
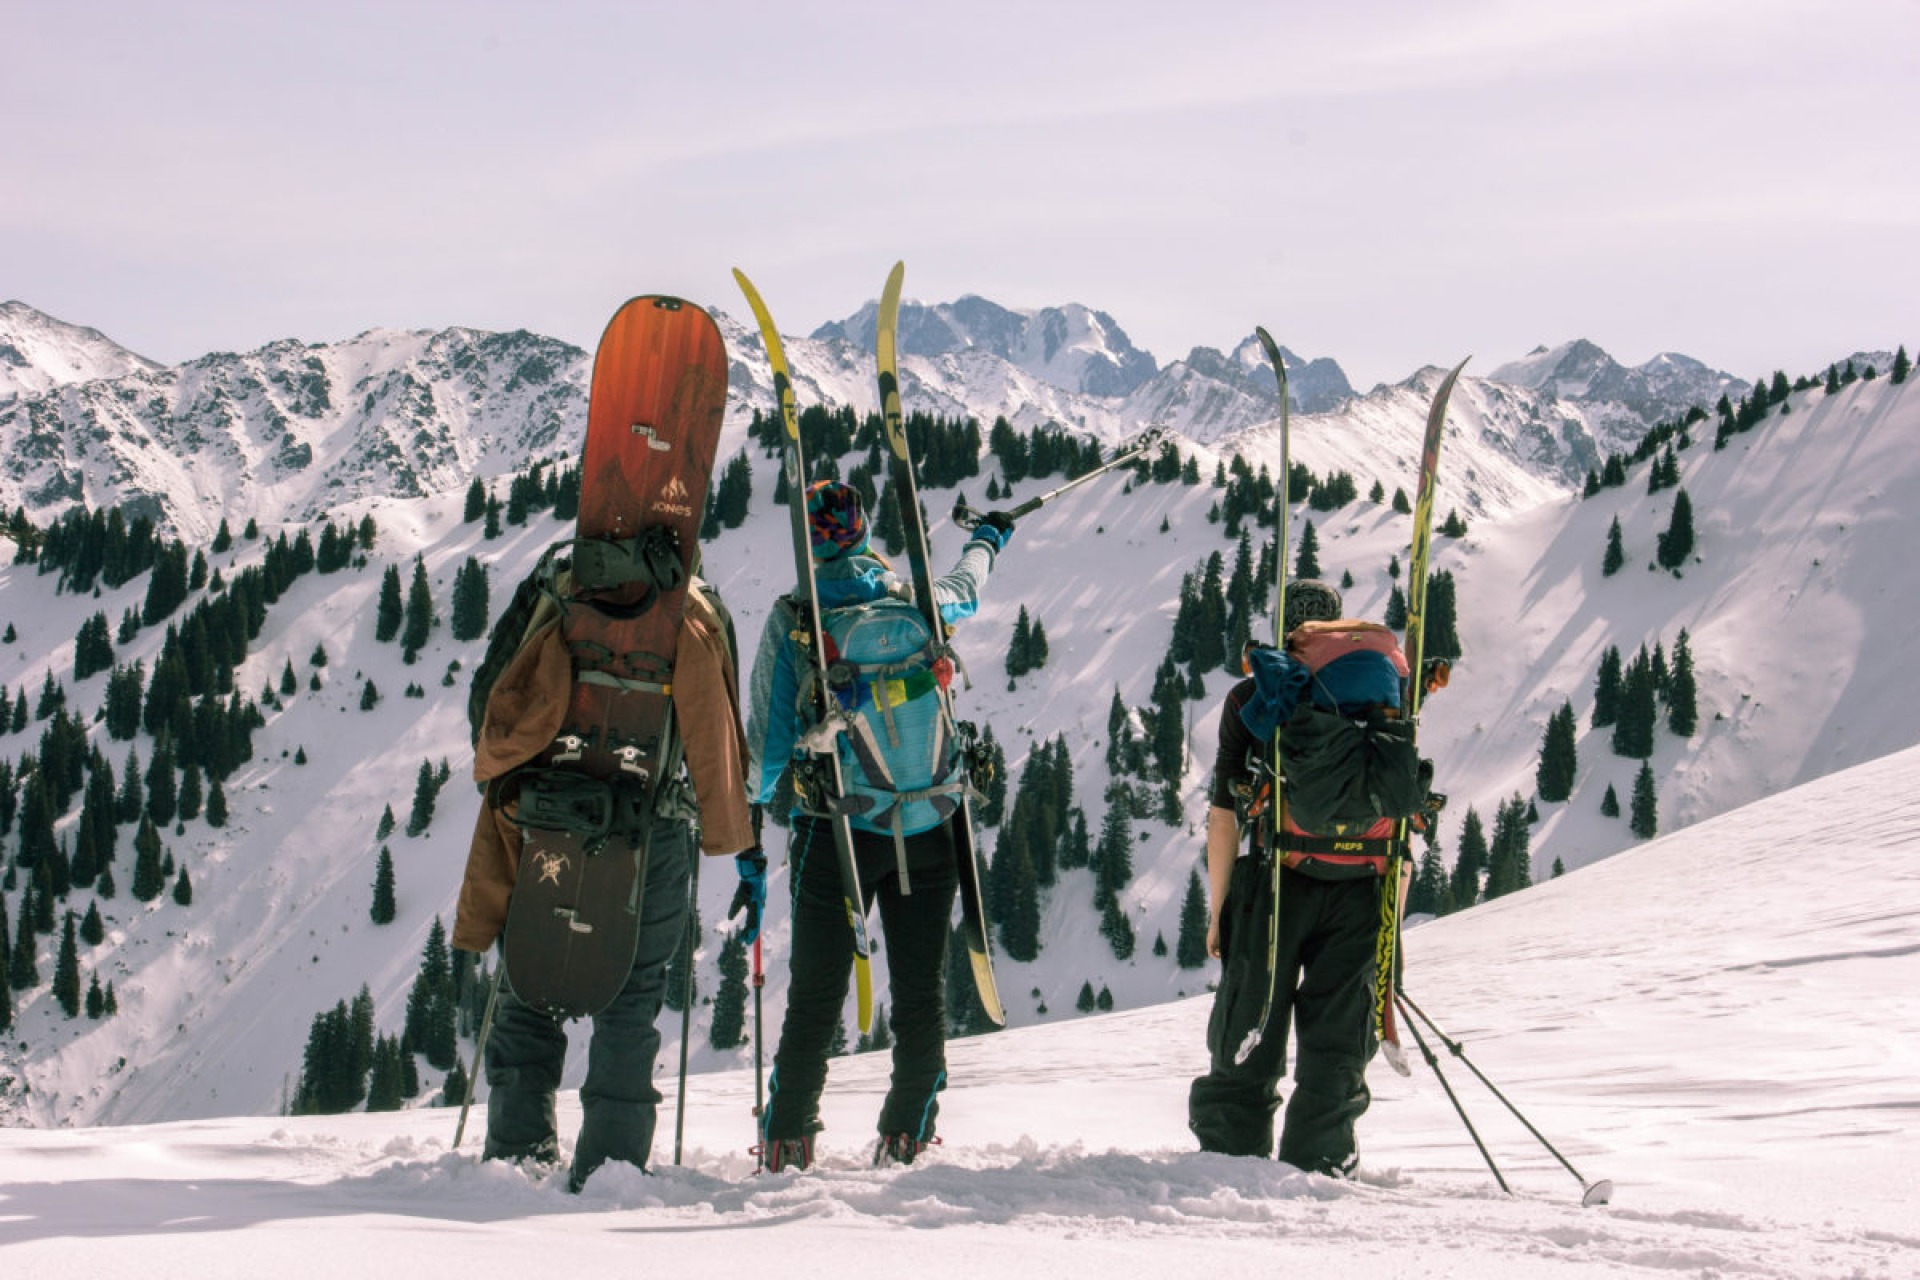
[728,851,768,944]
[968,511,1016,553]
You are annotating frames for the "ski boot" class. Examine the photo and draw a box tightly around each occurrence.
[873,1133,939,1167]
[757,1135,814,1173]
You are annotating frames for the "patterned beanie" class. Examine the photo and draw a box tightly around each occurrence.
[805,481,869,560]
[1283,579,1344,633]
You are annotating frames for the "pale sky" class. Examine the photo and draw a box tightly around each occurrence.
[5,0,1916,389]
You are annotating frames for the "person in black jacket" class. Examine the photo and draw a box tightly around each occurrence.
[1187,579,1412,1178]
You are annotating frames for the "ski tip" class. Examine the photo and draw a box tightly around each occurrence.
[1581,1179,1615,1208]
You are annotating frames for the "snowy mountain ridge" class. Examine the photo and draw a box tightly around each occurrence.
[0,298,1771,541]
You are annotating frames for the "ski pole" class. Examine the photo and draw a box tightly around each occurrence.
[672,837,701,1166]
[752,936,766,1120]
[750,803,767,1128]
[1396,993,1510,1194]
[1399,992,1613,1206]
[452,959,505,1150]
[950,426,1166,530]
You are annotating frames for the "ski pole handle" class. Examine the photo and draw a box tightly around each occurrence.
[951,502,986,531]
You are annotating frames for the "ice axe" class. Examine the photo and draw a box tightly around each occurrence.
[951,426,1168,531]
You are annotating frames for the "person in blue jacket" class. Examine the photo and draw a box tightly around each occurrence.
[740,480,1013,1171]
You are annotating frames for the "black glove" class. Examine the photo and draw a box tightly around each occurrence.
[970,511,1016,552]
[728,850,768,944]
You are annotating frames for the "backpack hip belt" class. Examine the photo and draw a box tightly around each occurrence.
[1276,832,1397,877]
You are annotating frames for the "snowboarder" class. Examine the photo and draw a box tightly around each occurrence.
[453,564,752,1191]
[745,479,1014,1170]
[1187,578,1416,1178]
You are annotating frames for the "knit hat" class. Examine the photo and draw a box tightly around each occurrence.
[805,480,869,560]
[1283,579,1344,633]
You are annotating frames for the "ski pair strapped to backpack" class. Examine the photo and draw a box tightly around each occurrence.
[733,264,1006,1031]
[1232,333,1466,1070]
[495,296,728,1019]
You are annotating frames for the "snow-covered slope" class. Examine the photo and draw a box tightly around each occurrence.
[1,356,1912,1134]
[0,300,163,402]
[3,743,1915,1278]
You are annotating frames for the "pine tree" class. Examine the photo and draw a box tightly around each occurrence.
[171,865,193,905]
[205,776,228,828]
[1630,760,1659,838]
[54,912,82,1017]
[1383,582,1407,630]
[1535,700,1578,803]
[1591,645,1623,728]
[997,841,1041,963]
[1450,807,1488,908]
[81,900,104,945]
[370,846,397,924]
[1600,783,1621,817]
[1293,519,1321,580]
[1099,893,1136,960]
[710,931,749,1050]
[1483,795,1533,899]
[8,888,38,991]
[1007,606,1035,679]
[0,898,11,1030]
[1602,516,1625,576]
[1611,646,1659,760]
[449,557,490,643]
[131,815,167,902]
[375,564,404,643]
[405,760,437,837]
[1656,488,1695,571]
[146,735,179,826]
[376,804,396,841]
[177,760,203,822]
[1076,981,1097,1013]
[1892,345,1911,385]
[1668,628,1699,737]
[402,919,459,1070]
[1094,793,1135,903]
[1175,869,1209,969]
[401,555,434,663]
[1423,569,1463,661]
[1408,841,1453,917]
[365,1035,404,1112]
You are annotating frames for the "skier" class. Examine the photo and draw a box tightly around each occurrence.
[1187,578,1412,1178]
[744,479,1013,1170]
[453,564,753,1191]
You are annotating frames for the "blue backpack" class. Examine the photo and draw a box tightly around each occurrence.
[805,594,968,851]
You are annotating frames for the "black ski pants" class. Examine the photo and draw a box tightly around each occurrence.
[761,815,957,1146]
[1188,856,1379,1173]
[485,817,691,1179]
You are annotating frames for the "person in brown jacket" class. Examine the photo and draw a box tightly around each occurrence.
[453,570,751,1190]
